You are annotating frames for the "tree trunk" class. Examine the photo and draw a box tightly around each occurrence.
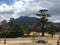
[41,23,45,36]
[42,29,45,36]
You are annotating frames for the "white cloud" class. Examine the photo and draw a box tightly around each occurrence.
[0,6,4,12]
[0,0,26,21]
[0,0,60,22]
[12,1,24,9]
[0,4,12,12]
[0,0,52,21]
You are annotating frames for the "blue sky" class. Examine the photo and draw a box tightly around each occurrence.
[0,0,14,5]
[0,0,60,22]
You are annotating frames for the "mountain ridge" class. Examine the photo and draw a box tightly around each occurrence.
[15,16,60,26]
[16,16,38,25]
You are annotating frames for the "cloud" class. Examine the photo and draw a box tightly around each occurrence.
[0,0,25,21]
[0,4,12,12]
[0,0,38,21]
[49,16,60,22]
[0,0,60,22]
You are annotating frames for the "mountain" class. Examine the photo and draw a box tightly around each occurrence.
[16,16,60,26]
[16,16,38,25]
[8,16,60,26]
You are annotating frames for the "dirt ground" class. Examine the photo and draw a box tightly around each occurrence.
[0,40,59,45]
[0,33,59,45]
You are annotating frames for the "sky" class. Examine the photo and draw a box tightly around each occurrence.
[0,0,60,22]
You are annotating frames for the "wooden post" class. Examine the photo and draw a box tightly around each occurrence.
[4,39,6,44]
[57,40,59,45]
